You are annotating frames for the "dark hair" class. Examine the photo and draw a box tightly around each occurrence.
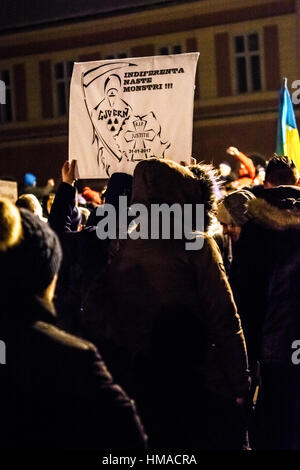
[265,155,298,186]
[248,153,266,171]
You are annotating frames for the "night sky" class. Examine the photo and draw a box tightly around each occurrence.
[0,0,180,32]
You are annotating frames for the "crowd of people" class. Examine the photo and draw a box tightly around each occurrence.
[0,146,300,451]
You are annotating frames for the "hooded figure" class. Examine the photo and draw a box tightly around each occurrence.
[103,158,249,450]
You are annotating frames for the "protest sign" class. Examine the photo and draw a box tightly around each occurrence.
[0,179,18,201]
[69,52,199,178]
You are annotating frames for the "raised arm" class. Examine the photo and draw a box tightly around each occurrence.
[227,146,256,179]
[49,160,77,234]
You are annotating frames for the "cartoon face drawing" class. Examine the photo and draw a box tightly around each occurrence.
[82,62,170,177]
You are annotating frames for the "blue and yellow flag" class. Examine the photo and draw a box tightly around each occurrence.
[276,79,300,172]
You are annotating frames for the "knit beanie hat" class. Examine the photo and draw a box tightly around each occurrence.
[24,172,37,187]
[104,172,133,207]
[217,189,255,226]
[0,197,62,296]
[217,202,232,225]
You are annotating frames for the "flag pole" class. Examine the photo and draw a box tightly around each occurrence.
[283,77,288,88]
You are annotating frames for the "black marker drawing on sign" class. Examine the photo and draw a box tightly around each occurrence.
[123,112,170,162]
[82,61,170,176]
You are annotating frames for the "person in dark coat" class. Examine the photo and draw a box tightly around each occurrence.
[0,197,146,451]
[231,184,300,450]
[103,158,250,450]
[49,160,250,450]
[48,177,106,335]
[216,189,255,277]
[48,161,133,340]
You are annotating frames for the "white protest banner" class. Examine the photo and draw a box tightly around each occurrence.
[0,180,18,201]
[69,53,199,178]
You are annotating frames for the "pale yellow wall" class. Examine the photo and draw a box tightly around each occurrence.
[195,13,297,100]
[278,14,298,83]
[0,0,298,129]
[194,110,278,128]
[25,56,41,120]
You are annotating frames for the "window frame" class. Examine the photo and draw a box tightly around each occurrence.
[103,51,129,60]
[52,60,74,117]
[231,32,265,95]
[156,43,184,56]
[0,68,15,124]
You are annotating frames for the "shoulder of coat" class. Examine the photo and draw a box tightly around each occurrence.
[248,197,300,230]
[33,321,97,352]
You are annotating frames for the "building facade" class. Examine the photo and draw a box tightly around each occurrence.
[0,0,299,183]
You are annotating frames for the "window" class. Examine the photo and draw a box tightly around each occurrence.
[158,44,182,55]
[104,53,128,60]
[0,69,14,123]
[233,33,262,93]
[54,61,74,116]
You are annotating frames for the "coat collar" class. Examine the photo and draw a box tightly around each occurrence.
[247,197,300,230]
[2,295,57,326]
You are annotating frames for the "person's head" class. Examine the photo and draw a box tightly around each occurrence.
[132,158,201,206]
[217,189,255,242]
[24,172,37,187]
[0,198,22,251]
[42,193,55,217]
[16,194,44,220]
[264,155,299,188]
[132,158,205,235]
[0,197,62,301]
[105,173,133,207]
[86,173,132,226]
[221,222,241,242]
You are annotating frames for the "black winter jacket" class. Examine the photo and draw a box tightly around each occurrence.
[0,296,147,450]
[231,186,300,368]
[49,183,108,335]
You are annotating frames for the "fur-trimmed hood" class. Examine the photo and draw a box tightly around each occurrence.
[132,158,219,231]
[247,197,300,230]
